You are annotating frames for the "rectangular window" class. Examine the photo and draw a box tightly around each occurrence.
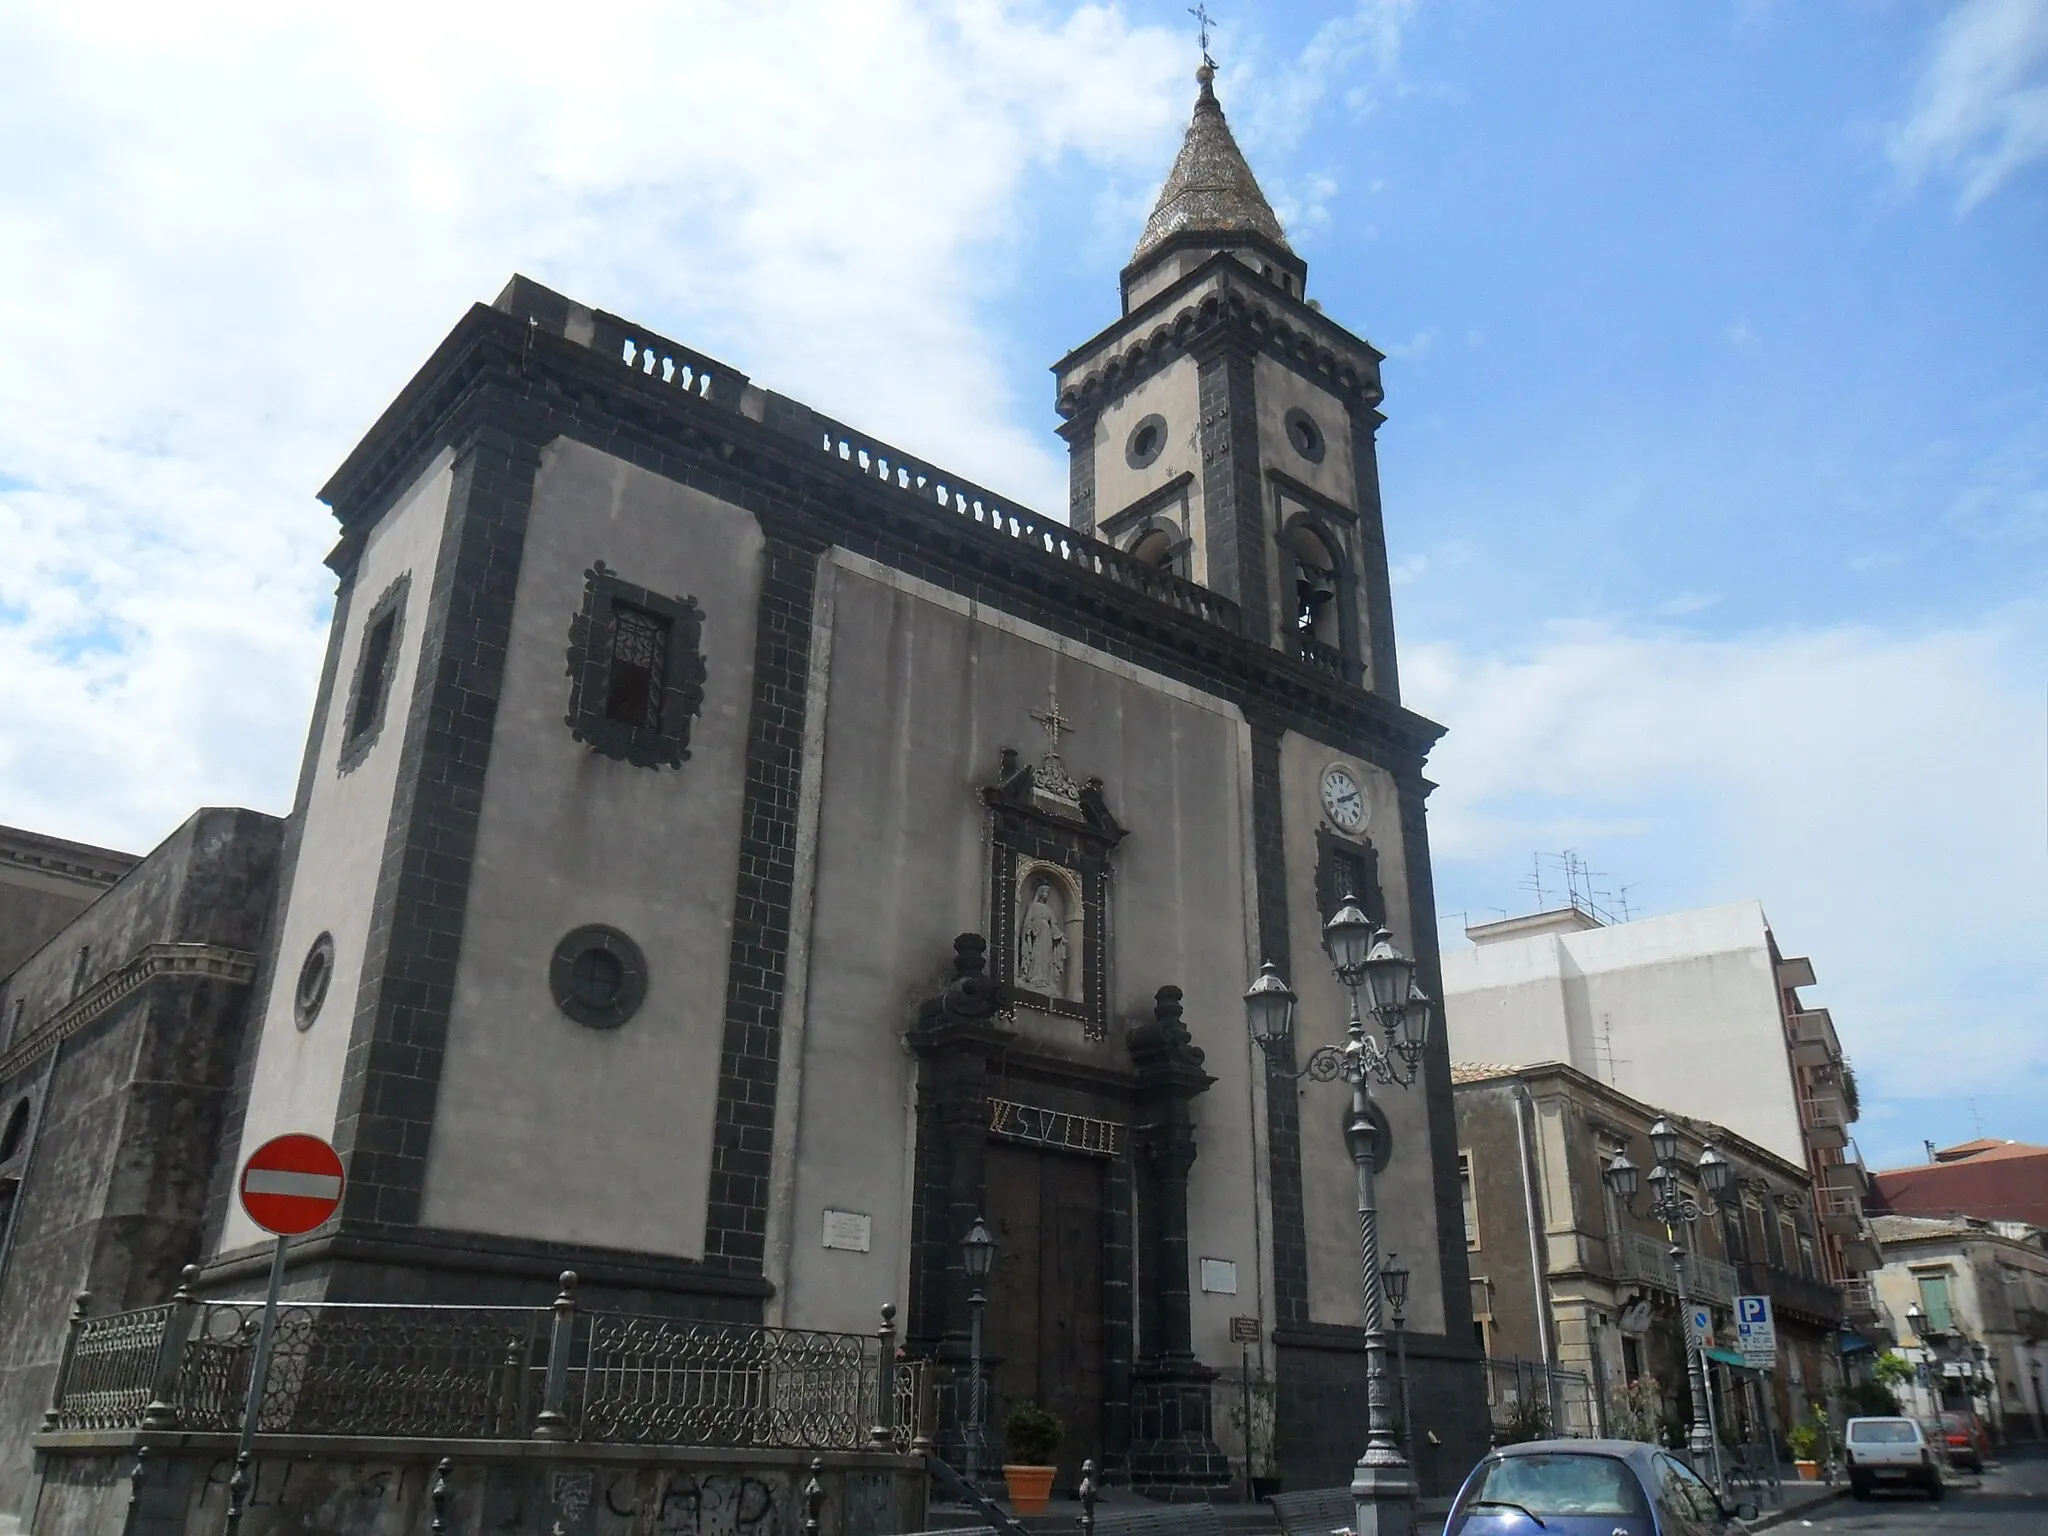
[348,609,398,741]
[338,572,409,773]
[1798,1235,1816,1278]
[1460,1151,1479,1248]
[603,602,671,729]
[1917,1272,1955,1334]
[564,564,705,772]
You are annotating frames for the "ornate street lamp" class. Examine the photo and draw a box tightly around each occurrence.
[1605,1129,1737,1486]
[960,1216,995,1485]
[1381,1253,1415,1472]
[1245,898,1430,1536]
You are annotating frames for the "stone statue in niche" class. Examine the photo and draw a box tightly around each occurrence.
[1018,880,1069,996]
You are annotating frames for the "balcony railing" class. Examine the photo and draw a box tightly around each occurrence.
[1839,1279,1878,1319]
[1738,1261,1845,1326]
[1613,1229,1737,1305]
[1821,1186,1863,1234]
[1787,1009,1840,1065]
[1800,1093,1848,1149]
[39,1277,928,1452]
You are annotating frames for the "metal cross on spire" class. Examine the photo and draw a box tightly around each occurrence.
[1189,3,1217,68]
[1030,686,1075,752]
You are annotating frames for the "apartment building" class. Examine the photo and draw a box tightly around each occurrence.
[1442,902,1883,1342]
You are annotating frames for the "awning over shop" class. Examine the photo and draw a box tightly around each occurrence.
[1704,1346,1764,1374]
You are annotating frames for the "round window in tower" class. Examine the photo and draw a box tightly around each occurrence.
[294,932,335,1030]
[1284,408,1326,464]
[1124,413,1169,470]
[549,925,649,1029]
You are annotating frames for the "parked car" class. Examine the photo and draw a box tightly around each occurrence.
[1935,1409,1992,1471]
[1444,1439,1757,1534]
[1844,1415,1944,1499]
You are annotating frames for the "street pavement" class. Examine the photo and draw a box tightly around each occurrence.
[1787,1447,2048,1533]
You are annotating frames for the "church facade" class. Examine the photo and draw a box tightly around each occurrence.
[2,68,1488,1502]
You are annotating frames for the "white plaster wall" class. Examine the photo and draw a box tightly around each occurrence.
[1443,903,1804,1164]
[1278,731,1446,1334]
[775,552,1266,1369]
[417,439,762,1254]
[1441,942,1577,1070]
[1253,353,1357,509]
[223,452,454,1251]
[1090,366,1204,571]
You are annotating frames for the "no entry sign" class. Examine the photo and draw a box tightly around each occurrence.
[239,1133,344,1235]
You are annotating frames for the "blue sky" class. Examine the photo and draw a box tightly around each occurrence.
[0,0,2042,1170]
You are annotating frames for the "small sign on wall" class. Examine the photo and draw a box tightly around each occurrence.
[822,1209,872,1252]
[1199,1258,1238,1294]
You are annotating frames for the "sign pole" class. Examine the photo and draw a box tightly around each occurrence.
[236,1233,289,1462]
[226,1131,346,1534]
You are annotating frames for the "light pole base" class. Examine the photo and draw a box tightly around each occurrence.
[1350,1457,1418,1536]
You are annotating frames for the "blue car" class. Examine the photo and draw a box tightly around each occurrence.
[1445,1440,1759,1535]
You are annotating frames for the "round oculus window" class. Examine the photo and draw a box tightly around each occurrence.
[1125,413,1169,470]
[1284,408,1326,463]
[294,932,335,1030]
[549,925,648,1029]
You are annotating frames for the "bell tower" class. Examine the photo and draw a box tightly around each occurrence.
[1053,63,1402,701]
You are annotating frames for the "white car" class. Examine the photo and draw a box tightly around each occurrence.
[1844,1415,1944,1500]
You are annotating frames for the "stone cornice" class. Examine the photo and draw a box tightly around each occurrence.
[0,942,257,1082]
[309,290,1447,770]
[1053,253,1385,416]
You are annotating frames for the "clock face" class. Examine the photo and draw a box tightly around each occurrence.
[1321,766,1367,831]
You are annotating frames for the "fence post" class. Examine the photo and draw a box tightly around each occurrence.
[120,1446,148,1536]
[141,1266,201,1430]
[871,1303,897,1447]
[803,1457,825,1536]
[429,1457,452,1534]
[533,1271,579,1441]
[41,1291,90,1431]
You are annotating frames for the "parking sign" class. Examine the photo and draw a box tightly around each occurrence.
[1735,1294,1777,1368]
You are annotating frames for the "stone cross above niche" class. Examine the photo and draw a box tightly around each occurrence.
[981,683,1126,1038]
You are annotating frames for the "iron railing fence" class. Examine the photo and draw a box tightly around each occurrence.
[54,1302,175,1432]
[1482,1358,1600,1441]
[41,1275,929,1453]
[1614,1229,1738,1305]
[177,1301,550,1437]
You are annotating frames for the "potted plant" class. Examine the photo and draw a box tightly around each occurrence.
[1787,1418,1823,1480]
[1002,1401,1064,1514]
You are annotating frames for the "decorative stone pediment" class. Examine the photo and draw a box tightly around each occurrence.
[979,686,1125,1039]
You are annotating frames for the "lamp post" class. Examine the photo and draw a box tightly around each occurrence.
[1382,1252,1415,1473]
[1603,1118,1735,1487]
[1246,897,1432,1536]
[1906,1302,1938,1418]
[961,1215,995,1486]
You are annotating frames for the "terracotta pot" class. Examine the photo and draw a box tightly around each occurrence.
[1794,1460,1821,1481]
[1003,1464,1057,1514]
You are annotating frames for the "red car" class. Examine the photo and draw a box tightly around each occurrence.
[1935,1411,1991,1471]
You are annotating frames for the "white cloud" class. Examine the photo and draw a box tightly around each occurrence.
[0,0,1186,853]
[1408,608,2048,1164]
[1892,0,2048,208]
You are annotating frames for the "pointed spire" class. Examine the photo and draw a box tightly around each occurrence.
[1132,63,1291,268]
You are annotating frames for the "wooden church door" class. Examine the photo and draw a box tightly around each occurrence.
[984,1140,1105,1484]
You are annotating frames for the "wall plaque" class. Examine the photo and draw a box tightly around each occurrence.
[1199,1257,1238,1295]
[822,1209,872,1252]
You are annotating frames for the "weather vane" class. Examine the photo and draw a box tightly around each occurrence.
[1189,4,1216,68]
